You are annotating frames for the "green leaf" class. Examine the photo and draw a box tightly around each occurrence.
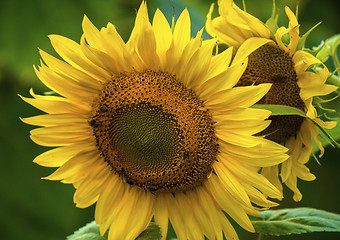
[136,222,162,240]
[67,221,162,240]
[251,208,340,236]
[252,104,340,147]
[67,221,106,240]
[316,34,340,71]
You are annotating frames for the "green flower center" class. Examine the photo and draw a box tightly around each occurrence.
[90,71,218,193]
[110,103,181,174]
[237,43,305,143]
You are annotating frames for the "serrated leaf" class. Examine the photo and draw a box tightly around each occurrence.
[67,221,162,240]
[67,221,106,240]
[251,208,340,236]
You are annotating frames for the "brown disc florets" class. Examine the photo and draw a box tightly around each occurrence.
[90,71,218,193]
[237,43,305,143]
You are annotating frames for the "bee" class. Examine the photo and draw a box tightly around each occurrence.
[120,169,134,185]
[100,105,108,113]
[89,118,98,127]
[123,176,134,185]
[146,184,159,193]
[177,151,189,169]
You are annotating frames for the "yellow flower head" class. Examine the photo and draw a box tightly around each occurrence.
[206,0,338,201]
[21,1,289,239]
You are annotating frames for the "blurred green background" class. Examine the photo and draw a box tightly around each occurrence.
[0,0,339,239]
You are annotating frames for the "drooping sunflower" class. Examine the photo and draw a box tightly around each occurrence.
[206,0,338,201]
[21,1,289,239]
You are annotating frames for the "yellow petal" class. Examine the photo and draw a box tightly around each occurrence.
[219,148,287,168]
[232,37,272,65]
[80,35,124,74]
[197,187,224,240]
[33,141,96,167]
[20,89,91,114]
[154,193,169,240]
[21,113,88,127]
[198,56,247,99]
[300,84,338,100]
[165,194,188,240]
[207,175,255,232]
[126,1,149,49]
[218,211,239,240]
[82,15,106,50]
[219,0,270,38]
[35,64,99,102]
[98,182,133,235]
[214,161,252,208]
[107,187,139,240]
[38,48,105,86]
[242,183,280,208]
[152,8,172,67]
[215,119,271,135]
[100,23,130,71]
[181,39,216,90]
[74,161,110,208]
[137,23,160,69]
[213,108,271,121]
[175,193,205,240]
[206,7,245,47]
[49,34,110,80]
[284,174,302,201]
[205,84,271,110]
[284,6,300,55]
[126,191,155,240]
[217,131,261,148]
[172,9,191,60]
[95,175,123,225]
[206,46,233,79]
[186,190,216,240]
[44,150,100,181]
[222,159,283,199]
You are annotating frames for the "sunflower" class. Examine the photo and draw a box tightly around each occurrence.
[21,1,289,239]
[206,0,338,201]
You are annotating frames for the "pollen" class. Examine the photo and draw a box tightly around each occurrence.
[237,43,305,143]
[90,71,218,193]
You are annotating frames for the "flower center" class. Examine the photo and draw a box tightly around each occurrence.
[237,43,305,143]
[90,71,218,193]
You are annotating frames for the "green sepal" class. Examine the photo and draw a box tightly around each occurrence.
[303,41,326,59]
[313,95,338,105]
[311,151,321,165]
[67,221,162,240]
[297,22,322,51]
[326,73,340,89]
[314,95,339,121]
[252,104,340,148]
[265,0,279,38]
[250,208,340,236]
